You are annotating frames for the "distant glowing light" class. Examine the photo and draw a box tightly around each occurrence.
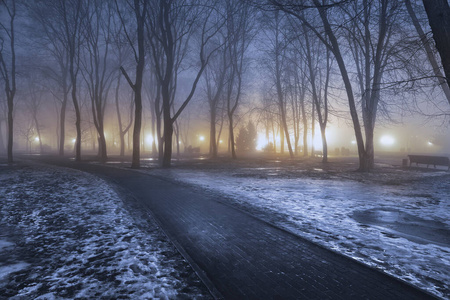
[34,137,40,142]
[312,127,335,149]
[351,140,356,145]
[313,132,322,148]
[72,138,76,143]
[256,133,268,151]
[219,140,223,144]
[427,141,433,146]
[145,135,153,145]
[199,135,205,141]
[380,135,395,146]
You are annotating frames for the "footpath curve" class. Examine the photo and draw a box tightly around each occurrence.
[39,159,438,300]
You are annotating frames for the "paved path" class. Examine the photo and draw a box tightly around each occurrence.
[40,159,438,300]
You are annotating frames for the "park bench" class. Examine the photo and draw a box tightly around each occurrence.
[408,154,450,170]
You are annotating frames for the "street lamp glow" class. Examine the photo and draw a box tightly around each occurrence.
[380,135,395,146]
[34,137,40,142]
[199,135,205,141]
[145,135,153,146]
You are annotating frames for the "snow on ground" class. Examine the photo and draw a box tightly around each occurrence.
[148,157,450,299]
[0,162,211,299]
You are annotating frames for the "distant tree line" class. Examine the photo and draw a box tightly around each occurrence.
[0,0,449,171]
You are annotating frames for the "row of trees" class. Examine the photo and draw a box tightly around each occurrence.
[1,0,449,171]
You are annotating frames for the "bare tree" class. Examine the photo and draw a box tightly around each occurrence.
[272,0,400,171]
[81,0,115,162]
[225,0,255,159]
[302,23,332,162]
[420,0,450,105]
[0,0,16,163]
[204,35,228,158]
[147,0,224,167]
[405,0,450,106]
[58,0,86,162]
[116,0,147,168]
[24,78,45,153]
[114,74,134,157]
[271,11,294,158]
[27,0,72,156]
[111,20,134,157]
[0,96,6,153]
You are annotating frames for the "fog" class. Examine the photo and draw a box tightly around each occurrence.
[0,0,449,168]
[2,2,450,298]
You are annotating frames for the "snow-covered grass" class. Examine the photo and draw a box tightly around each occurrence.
[0,162,211,299]
[148,157,450,299]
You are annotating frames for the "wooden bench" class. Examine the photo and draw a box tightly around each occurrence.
[408,155,449,170]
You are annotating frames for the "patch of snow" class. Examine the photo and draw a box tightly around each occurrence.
[0,239,14,251]
[0,164,210,299]
[0,263,31,281]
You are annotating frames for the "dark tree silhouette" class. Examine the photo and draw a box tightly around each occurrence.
[0,0,16,163]
[422,0,450,101]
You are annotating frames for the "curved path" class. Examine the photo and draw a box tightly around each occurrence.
[39,158,438,300]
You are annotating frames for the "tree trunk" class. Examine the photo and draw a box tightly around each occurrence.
[120,132,125,156]
[0,121,4,153]
[313,1,367,170]
[300,96,308,156]
[311,98,315,157]
[59,99,67,156]
[71,79,81,162]
[98,126,107,162]
[210,108,217,158]
[422,0,450,94]
[162,121,173,167]
[34,116,43,153]
[131,93,142,168]
[130,0,146,169]
[406,0,450,105]
[229,113,236,159]
[320,125,327,163]
[7,97,13,163]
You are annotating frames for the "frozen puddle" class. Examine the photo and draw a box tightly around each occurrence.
[352,208,450,247]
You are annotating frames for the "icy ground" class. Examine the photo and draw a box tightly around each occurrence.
[147,157,450,299]
[0,162,211,299]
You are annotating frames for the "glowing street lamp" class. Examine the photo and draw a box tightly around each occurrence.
[379,135,395,146]
[199,135,205,142]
